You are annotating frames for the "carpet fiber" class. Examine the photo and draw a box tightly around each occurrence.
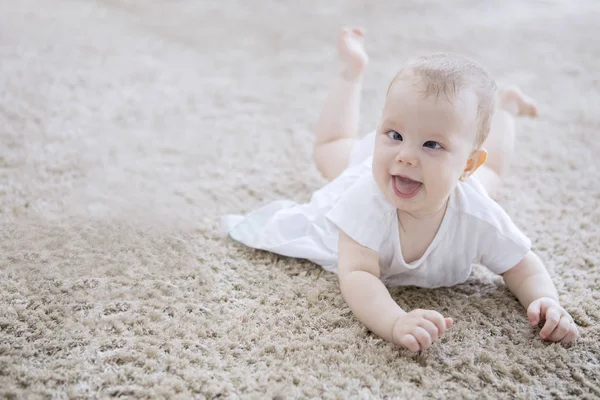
[1,0,599,398]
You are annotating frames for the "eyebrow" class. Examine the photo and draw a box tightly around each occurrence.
[381,116,461,143]
[380,119,405,131]
[427,132,452,141]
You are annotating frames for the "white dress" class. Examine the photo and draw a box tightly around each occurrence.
[222,132,531,288]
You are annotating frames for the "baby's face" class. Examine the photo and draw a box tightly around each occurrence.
[372,77,478,217]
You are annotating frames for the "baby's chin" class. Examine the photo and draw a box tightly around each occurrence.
[384,185,424,211]
[386,187,450,218]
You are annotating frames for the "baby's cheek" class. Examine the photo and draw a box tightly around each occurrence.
[426,170,455,195]
[445,158,469,181]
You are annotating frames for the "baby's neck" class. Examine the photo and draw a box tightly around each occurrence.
[396,199,449,230]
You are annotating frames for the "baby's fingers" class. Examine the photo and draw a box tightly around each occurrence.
[560,323,579,345]
[412,327,433,350]
[399,334,420,352]
[547,315,571,342]
[423,311,450,336]
[419,319,441,342]
[444,317,454,329]
[539,307,562,339]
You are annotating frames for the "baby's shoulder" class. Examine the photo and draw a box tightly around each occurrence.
[450,177,524,239]
[449,179,531,274]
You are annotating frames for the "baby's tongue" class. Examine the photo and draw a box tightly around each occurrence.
[394,176,421,194]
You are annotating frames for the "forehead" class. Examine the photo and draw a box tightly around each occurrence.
[383,77,477,138]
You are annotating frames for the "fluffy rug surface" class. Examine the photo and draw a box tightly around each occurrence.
[1,0,599,398]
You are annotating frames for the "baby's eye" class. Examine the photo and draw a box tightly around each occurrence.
[423,141,442,150]
[387,131,403,141]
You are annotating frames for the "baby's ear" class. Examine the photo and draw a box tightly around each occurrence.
[460,149,487,181]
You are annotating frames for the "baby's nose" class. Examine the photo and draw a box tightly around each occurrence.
[395,150,418,166]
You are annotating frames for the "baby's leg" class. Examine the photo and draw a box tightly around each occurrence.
[475,87,538,198]
[313,27,368,181]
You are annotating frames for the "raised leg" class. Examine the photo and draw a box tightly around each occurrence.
[475,86,538,198]
[313,27,368,181]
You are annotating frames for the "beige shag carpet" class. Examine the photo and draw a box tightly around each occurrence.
[1,0,599,398]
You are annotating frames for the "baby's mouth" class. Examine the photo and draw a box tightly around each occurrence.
[392,175,422,199]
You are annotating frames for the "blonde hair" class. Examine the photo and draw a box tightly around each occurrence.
[387,53,498,149]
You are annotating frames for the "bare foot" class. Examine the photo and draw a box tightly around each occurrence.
[500,86,538,117]
[338,27,369,81]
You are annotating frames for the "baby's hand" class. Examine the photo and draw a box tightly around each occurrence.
[527,297,579,344]
[392,309,453,352]
[338,27,368,81]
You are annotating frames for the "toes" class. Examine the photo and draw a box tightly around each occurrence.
[519,99,538,118]
[516,92,538,117]
[501,86,538,117]
[516,101,535,117]
[351,27,365,36]
[341,27,365,39]
[526,100,538,117]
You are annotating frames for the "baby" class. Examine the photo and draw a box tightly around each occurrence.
[223,27,579,352]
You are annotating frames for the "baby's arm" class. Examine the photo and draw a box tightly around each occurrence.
[502,251,579,344]
[337,230,452,352]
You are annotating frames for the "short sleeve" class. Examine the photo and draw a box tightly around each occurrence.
[477,208,532,275]
[325,171,394,252]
